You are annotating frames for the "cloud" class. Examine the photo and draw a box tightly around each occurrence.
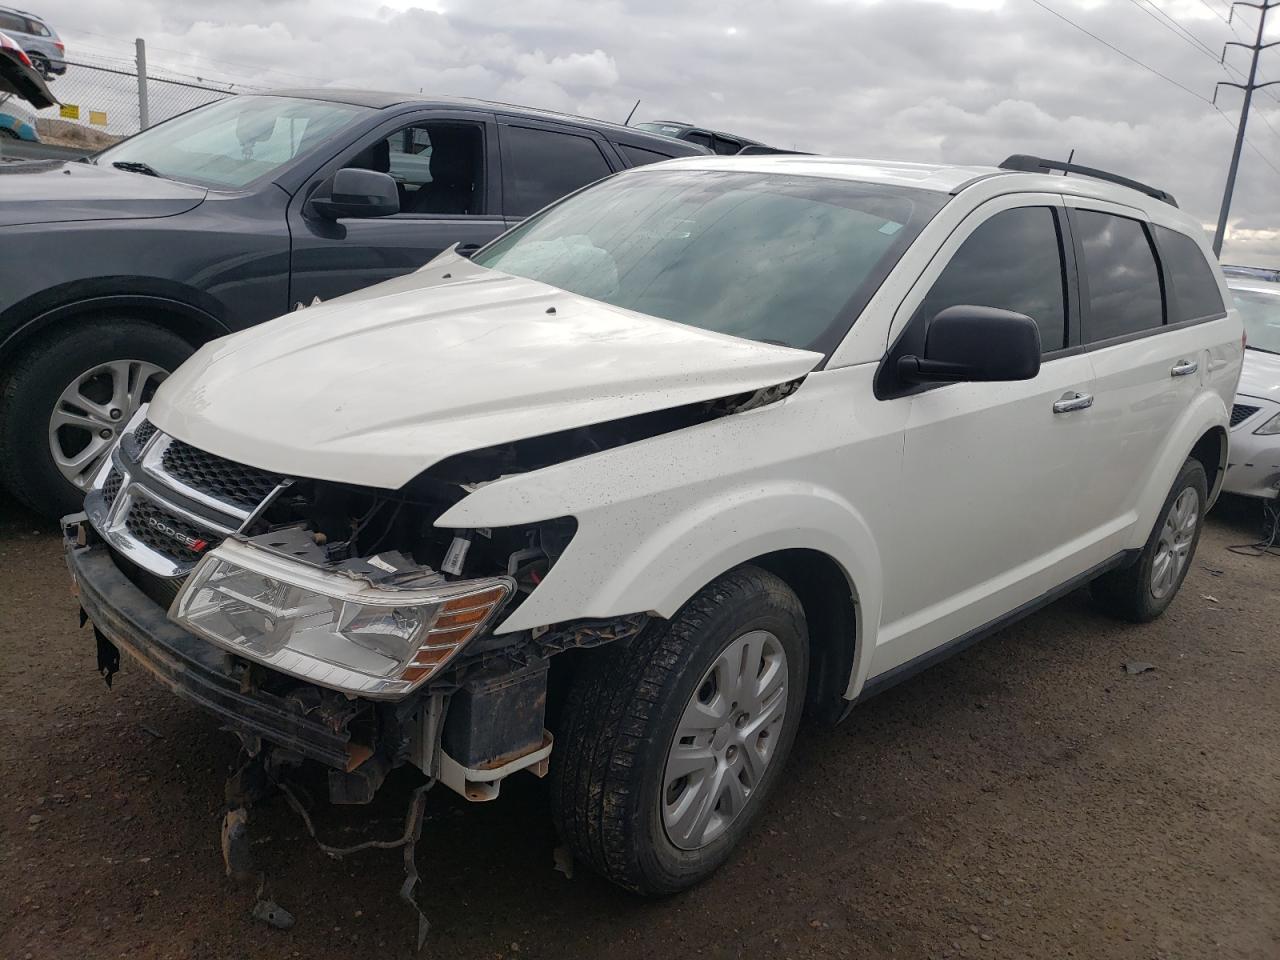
[34,0,1280,262]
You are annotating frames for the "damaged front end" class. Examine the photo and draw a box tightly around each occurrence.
[69,409,650,811]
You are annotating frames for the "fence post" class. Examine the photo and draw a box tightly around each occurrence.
[135,37,150,130]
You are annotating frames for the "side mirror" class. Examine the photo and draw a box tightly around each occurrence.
[310,168,400,220]
[898,305,1041,384]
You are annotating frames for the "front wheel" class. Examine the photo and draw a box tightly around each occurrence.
[1091,458,1208,622]
[0,319,193,517]
[551,565,808,895]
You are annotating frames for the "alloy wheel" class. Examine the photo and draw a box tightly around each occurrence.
[48,359,168,490]
[661,629,788,850]
[1150,486,1198,600]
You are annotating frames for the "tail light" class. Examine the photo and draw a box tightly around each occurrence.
[55,41,64,53]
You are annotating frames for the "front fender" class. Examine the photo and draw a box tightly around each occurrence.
[441,475,883,700]
[1127,390,1229,549]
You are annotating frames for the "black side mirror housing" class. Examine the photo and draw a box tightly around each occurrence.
[310,168,400,220]
[898,305,1041,384]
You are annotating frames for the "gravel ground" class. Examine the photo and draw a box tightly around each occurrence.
[1,491,1277,960]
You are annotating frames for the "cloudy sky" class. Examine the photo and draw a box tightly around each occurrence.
[37,0,1280,263]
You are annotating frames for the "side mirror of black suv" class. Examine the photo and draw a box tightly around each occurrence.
[898,305,1042,384]
[310,169,400,220]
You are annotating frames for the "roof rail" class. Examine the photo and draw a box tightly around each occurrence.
[998,154,1178,208]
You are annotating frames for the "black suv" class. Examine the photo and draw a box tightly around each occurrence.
[0,90,704,516]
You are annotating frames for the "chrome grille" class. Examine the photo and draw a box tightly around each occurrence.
[103,468,123,509]
[133,419,157,446]
[124,498,220,564]
[1231,404,1260,428]
[161,439,285,511]
[85,407,288,580]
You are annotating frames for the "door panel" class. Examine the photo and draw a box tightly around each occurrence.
[287,110,504,306]
[875,353,1100,672]
[873,194,1107,675]
[1066,200,1202,546]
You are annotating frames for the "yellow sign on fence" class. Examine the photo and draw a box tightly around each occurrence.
[59,104,79,120]
[89,111,107,126]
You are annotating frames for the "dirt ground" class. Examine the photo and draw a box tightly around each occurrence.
[1,491,1277,960]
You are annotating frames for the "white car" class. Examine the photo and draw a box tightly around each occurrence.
[1222,276,1280,499]
[65,153,1243,896]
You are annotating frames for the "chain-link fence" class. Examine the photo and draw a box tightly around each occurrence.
[20,57,245,151]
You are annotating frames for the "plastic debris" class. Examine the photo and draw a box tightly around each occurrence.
[251,897,296,930]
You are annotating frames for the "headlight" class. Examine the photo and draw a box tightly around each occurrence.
[1255,411,1280,436]
[171,538,513,699]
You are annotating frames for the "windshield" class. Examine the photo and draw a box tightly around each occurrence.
[472,169,946,352]
[1233,287,1280,354]
[96,96,372,189]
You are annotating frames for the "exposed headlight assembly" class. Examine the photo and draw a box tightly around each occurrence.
[1255,411,1280,436]
[171,538,513,699]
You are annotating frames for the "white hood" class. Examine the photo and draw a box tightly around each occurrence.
[1238,348,1280,404]
[149,252,822,489]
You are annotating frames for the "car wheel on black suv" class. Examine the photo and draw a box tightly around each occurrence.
[0,319,192,517]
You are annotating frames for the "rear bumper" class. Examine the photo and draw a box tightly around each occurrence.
[65,522,356,769]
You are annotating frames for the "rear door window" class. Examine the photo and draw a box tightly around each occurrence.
[910,206,1068,353]
[1154,226,1226,323]
[1074,210,1165,342]
[0,11,27,32]
[499,124,614,217]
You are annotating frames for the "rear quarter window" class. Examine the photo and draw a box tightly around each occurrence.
[1155,226,1226,322]
[617,143,675,167]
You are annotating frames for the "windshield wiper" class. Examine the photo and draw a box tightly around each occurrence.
[112,160,161,177]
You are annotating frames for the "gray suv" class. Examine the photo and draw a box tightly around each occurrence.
[0,6,63,78]
[0,89,704,517]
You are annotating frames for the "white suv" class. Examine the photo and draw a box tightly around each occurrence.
[66,153,1243,896]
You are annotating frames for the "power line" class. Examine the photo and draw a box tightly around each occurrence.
[1128,0,1220,59]
[1194,0,1235,24]
[1252,100,1280,144]
[1215,105,1280,177]
[1027,0,1214,103]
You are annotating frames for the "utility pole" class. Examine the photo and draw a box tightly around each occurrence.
[135,37,150,130]
[1213,1,1278,258]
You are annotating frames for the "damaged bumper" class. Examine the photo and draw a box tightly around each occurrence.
[65,521,358,770]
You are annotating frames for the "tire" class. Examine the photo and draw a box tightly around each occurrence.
[0,319,193,518]
[550,565,809,895]
[28,54,49,79]
[1091,458,1208,622]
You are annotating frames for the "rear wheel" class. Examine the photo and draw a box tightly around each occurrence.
[1091,458,1207,622]
[551,565,808,894]
[27,54,50,79]
[0,319,192,517]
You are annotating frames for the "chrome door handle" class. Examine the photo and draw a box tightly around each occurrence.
[1171,359,1199,377]
[1053,392,1094,414]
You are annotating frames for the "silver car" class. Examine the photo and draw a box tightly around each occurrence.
[0,5,63,78]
